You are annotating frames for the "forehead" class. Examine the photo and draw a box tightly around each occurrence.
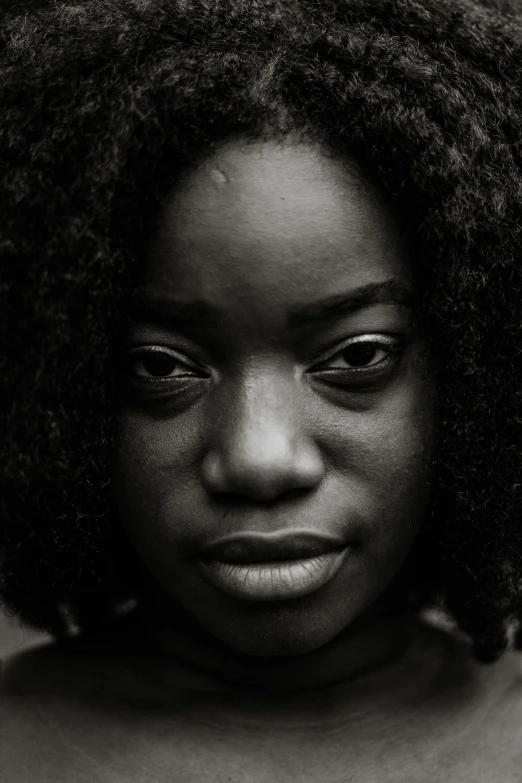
[145,138,410,312]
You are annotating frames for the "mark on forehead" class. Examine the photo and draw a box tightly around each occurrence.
[209,167,229,188]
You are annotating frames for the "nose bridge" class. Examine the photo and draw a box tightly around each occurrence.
[236,369,293,451]
[201,364,324,499]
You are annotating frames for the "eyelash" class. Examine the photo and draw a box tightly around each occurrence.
[123,334,404,391]
[124,346,206,383]
[309,334,404,382]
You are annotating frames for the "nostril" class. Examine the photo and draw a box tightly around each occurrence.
[208,486,315,508]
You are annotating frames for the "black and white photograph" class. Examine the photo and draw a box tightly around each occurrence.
[1,0,522,780]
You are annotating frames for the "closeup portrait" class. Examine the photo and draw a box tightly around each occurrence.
[1,0,522,780]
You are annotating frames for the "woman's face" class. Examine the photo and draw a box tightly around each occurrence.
[115,138,435,656]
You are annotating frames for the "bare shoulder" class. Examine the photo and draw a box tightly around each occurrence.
[0,642,135,783]
[428,631,522,781]
[479,648,522,745]
[0,647,67,782]
[0,639,95,711]
[2,639,67,685]
[458,649,522,783]
[1,627,522,783]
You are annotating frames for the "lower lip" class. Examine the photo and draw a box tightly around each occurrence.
[199,547,349,602]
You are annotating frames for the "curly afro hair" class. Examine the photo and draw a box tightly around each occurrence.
[2,0,522,660]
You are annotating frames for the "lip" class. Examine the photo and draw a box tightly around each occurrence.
[198,531,349,602]
[199,531,346,563]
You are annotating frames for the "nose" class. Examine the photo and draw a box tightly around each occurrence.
[201,372,324,501]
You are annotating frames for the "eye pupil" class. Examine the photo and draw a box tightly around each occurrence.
[141,354,178,377]
[342,343,377,367]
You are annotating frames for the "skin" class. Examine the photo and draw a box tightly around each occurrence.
[2,136,522,783]
[114,136,435,673]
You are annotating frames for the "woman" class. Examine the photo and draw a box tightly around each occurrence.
[1,0,522,779]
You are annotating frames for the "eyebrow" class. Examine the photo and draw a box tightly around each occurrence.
[133,279,414,332]
[287,279,414,329]
[131,299,221,332]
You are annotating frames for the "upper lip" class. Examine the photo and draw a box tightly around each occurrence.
[199,531,347,564]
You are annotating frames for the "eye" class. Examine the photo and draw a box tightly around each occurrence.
[310,334,404,384]
[126,346,203,381]
[323,340,392,370]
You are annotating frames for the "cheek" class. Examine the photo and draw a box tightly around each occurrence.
[322,369,435,546]
[370,399,434,508]
[113,410,204,545]
[364,387,435,565]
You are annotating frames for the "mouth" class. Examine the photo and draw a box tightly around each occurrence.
[198,532,349,602]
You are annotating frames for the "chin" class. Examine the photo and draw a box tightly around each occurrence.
[198,601,354,658]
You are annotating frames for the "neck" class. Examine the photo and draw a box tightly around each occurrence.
[127,595,419,696]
